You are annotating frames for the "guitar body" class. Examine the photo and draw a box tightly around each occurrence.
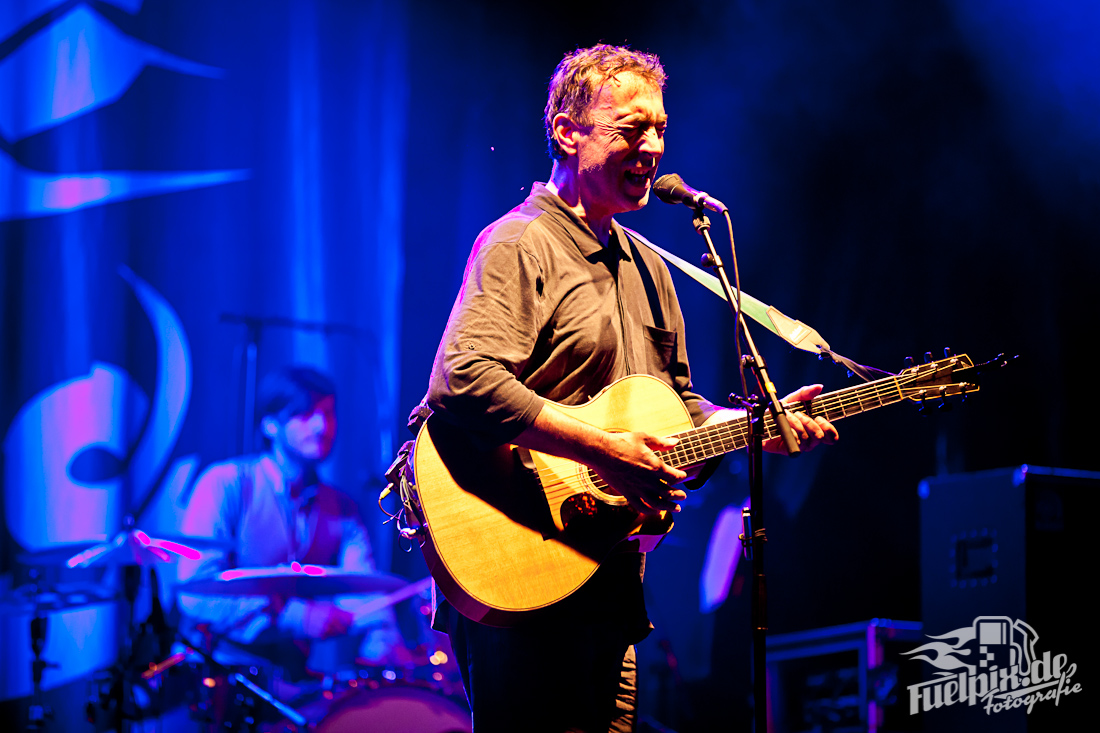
[410,374,695,627]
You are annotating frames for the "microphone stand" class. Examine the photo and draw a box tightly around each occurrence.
[687,206,799,733]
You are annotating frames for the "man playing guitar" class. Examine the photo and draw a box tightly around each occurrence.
[417,44,837,733]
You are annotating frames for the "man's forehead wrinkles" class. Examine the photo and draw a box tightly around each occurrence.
[615,110,668,125]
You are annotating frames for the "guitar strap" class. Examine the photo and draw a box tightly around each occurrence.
[621,227,891,382]
[624,230,666,332]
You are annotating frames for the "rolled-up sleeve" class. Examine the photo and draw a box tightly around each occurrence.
[427,230,547,446]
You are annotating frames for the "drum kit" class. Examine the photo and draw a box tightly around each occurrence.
[4,525,470,732]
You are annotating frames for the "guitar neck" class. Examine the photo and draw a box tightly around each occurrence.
[662,373,909,469]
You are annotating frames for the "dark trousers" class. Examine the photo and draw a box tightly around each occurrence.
[447,610,638,733]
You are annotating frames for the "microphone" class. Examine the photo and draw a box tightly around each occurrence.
[653,173,727,213]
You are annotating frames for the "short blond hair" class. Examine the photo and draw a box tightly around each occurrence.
[544,44,667,161]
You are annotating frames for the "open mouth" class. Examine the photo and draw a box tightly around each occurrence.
[624,170,652,189]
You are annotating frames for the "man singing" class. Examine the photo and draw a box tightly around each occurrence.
[421,44,837,732]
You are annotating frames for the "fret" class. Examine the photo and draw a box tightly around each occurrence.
[648,356,971,471]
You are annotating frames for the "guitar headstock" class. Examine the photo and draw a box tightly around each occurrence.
[897,352,978,407]
[896,351,1013,408]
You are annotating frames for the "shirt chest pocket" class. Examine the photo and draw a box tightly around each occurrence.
[642,324,678,383]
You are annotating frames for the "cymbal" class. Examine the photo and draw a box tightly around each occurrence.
[17,530,234,569]
[17,543,104,567]
[135,533,235,551]
[177,564,408,598]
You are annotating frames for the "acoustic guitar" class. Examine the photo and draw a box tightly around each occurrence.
[408,353,997,626]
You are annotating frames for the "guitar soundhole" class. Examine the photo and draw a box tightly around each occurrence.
[560,493,599,529]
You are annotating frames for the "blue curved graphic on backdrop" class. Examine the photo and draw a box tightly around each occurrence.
[0,5,221,142]
[0,150,250,220]
[118,264,192,511]
[2,268,192,551]
[0,1,144,46]
[0,265,189,697]
[0,1,69,44]
[3,363,147,550]
[0,2,246,220]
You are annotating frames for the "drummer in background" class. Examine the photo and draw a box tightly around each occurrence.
[176,365,403,676]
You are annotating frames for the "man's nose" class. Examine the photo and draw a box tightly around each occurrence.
[639,128,663,159]
[306,412,327,432]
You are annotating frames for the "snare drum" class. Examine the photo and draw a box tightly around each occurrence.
[313,685,471,733]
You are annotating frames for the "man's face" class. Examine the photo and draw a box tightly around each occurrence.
[278,394,337,463]
[573,72,666,222]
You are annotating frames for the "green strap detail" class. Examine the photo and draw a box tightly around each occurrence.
[624,227,830,355]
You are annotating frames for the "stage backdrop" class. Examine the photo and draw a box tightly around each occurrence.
[0,0,407,698]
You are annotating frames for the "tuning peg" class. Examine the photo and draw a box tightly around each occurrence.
[917,391,928,414]
[905,356,915,370]
[937,386,952,411]
[924,351,933,364]
[943,347,953,358]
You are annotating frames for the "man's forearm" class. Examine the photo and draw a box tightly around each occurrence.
[511,402,613,467]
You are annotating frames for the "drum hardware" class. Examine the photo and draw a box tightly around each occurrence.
[1,574,123,730]
[80,565,185,730]
[163,629,308,731]
[24,570,57,731]
[174,569,470,731]
[11,549,461,731]
[277,684,472,733]
[25,516,226,727]
[58,519,213,731]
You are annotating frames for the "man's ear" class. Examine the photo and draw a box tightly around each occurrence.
[552,112,583,157]
[260,415,279,440]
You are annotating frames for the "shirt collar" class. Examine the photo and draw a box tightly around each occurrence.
[527,183,633,262]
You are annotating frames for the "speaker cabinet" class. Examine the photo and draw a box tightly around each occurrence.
[918,465,1095,731]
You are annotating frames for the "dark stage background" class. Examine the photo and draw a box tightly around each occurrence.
[2,0,1095,730]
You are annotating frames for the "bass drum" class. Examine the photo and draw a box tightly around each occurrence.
[314,686,471,733]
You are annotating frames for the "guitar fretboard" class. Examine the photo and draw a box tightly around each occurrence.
[662,369,921,468]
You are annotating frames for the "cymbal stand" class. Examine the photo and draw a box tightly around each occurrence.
[26,570,57,731]
[85,532,147,733]
[109,556,145,732]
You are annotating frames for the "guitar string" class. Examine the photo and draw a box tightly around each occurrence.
[529,366,958,501]
[536,367,940,498]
